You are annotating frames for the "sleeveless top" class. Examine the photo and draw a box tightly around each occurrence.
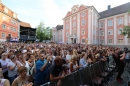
[15,77,29,86]
[0,79,5,86]
[69,62,77,73]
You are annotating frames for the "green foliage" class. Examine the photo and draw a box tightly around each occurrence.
[36,21,53,42]
[120,26,130,38]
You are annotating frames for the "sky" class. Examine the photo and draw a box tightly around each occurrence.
[3,0,130,28]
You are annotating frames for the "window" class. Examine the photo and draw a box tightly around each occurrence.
[2,33,6,38]
[82,19,86,25]
[93,29,96,35]
[100,40,104,44]
[118,39,123,44]
[100,31,104,36]
[108,20,113,26]
[82,12,86,17]
[108,39,112,43]
[14,28,16,31]
[73,16,76,20]
[66,19,68,23]
[4,7,8,13]
[66,32,68,37]
[73,30,76,36]
[100,22,104,28]
[11,20,14,24]
[118,29,122,35]
[82,39,85,43]
[108,29,113,35]
[118,18,123,25]
[10,27,13,31]
[66,24,68,29]
[73,22,76,28]
[3,16,6,21]
[13,13,16,18]
[82,29,85,35]
[2,24,6,29]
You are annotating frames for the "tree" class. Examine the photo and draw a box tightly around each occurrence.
[36,21,53,42]
[120,10,130,38]
[36,21,45,42]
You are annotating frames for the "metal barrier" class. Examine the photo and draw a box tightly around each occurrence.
[41,61,114,86]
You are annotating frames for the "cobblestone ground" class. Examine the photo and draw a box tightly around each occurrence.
[108,66,130,86]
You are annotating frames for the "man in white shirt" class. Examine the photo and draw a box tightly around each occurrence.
[66,50,72,68]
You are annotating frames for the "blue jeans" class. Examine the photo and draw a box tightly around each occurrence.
[9,75,17,85]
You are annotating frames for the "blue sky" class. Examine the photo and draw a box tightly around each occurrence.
[3,0,130,28]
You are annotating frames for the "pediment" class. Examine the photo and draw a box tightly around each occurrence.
[71,5,79,13]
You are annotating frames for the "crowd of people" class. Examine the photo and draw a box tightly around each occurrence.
[0,42,129,86]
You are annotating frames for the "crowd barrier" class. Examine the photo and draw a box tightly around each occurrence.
[40,60,116,86]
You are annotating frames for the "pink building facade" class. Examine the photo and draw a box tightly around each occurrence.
[62,2,130,45]
[63,5,100,44]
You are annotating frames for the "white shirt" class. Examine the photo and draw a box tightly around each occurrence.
[19,61,30,75]
[0,59,10,73]
[7,61,18,77]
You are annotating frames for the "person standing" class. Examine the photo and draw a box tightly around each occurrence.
[35,53,50,86]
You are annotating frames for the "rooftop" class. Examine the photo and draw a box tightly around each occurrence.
[99,2,130,19]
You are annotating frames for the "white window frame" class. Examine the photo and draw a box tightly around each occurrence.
[2,24,6,29]
[118,28,122,35]
[108,20,113,26]
[82,38,85,44]
[73,16,76,20]
[81,29,85,35]
[100,31,104,36]
[4,7,8,13]
[118,39,123,44]
[81,12,86,17]
[66,24,68,29]
[2,33,6,38]
[66,32,68,37]
[82,19,86,25]
[108,29,113,35]
[100,22,104,28]
[108,39,112,44]
[14,28,16,32]
[3,16,6,21]
[13,13,16,18]
[100,40,104,44]
[118,17,123,25]
[73,22,76,28]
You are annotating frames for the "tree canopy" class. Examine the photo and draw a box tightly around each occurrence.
[36,21,53,42]
[120,10,130,38]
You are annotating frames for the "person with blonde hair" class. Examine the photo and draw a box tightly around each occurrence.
[69,55,80,73]
[79,52,87,69]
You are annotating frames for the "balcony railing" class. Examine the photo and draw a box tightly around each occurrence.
[20,35,36,40]
[69,34,77,38]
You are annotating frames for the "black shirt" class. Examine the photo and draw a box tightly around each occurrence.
[50,64,63,77]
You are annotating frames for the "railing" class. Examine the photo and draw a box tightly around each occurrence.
[20,35,36,40]
[40,61,113,86]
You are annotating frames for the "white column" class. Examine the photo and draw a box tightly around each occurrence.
[105,19,107,44]
[91,9,94,44]
[70,17,72,35]
[77,13,80,43]
[63,20,65,43]
[88,9,91,44]
[114,17,117,44]
[124,14,128,44]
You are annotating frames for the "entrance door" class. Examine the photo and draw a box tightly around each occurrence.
[74,38,76,44]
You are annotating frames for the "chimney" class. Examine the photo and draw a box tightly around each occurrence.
[108,5,111,11]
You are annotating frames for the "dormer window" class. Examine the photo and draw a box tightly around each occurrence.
[4,7,8,13]
[13,13,16,18]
